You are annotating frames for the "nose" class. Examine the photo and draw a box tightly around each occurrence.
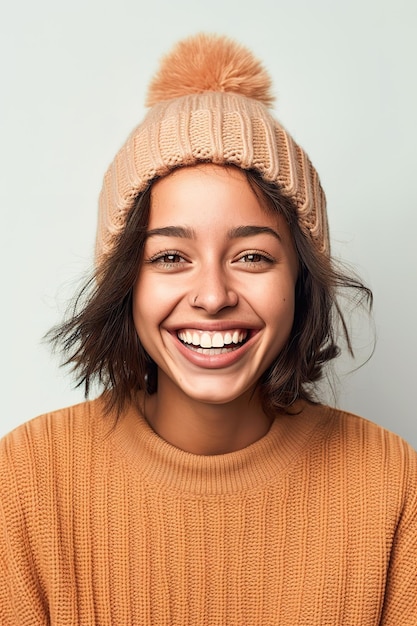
[189,264,238,314]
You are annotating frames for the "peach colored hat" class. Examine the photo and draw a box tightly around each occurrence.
[96,34,329,265]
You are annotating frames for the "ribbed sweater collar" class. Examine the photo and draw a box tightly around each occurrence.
[108,399,333,496]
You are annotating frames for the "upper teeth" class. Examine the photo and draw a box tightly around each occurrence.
[177,330,247,348]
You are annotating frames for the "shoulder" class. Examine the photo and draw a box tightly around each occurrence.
[0,397,110,481]
[289,402,417,545]
[328,405,416,466]
[304,402,417,501]
[1,396,105,443]
[302,401,416,459]
[0,397,117,535]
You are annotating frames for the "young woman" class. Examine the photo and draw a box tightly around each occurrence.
[1,34,416,625]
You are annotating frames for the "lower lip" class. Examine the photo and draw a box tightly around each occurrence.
[169,331,258,369]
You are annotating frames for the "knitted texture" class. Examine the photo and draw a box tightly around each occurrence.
[96,34,329,265]
[1,398,416,625]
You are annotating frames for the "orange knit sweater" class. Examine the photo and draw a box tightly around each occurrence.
[1,397,416,625]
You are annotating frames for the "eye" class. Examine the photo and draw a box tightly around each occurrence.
[239,253,264,263]
[159,253,184,264]
[235,251,275,267]
[147,250,188,269]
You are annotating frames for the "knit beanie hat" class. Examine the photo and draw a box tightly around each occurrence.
[96,34,329,265]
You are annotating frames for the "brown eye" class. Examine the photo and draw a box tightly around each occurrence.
[241,254,262,263]
[162,254,182,263]
[237,252,273,264]
[147,250,189,270]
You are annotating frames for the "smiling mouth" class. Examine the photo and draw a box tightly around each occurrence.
[176,329,249,354]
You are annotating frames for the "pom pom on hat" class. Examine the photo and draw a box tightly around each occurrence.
[146,33,275,108]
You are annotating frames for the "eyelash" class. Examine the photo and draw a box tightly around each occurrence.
[147,250,187,268]
[236,251,275,266]
[146,249,276,269]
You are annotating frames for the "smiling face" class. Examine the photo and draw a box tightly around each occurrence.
[133,164,299,409]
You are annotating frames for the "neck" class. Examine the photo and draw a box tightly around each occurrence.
[143,380,272,456]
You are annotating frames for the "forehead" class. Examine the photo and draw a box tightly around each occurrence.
[148,164,279,231]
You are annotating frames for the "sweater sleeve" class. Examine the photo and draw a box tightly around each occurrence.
[380,442,417,625]
[0,426,49,626]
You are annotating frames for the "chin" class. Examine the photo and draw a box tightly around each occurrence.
[175,377,257,407]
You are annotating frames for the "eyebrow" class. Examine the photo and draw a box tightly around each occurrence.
[145,226,195,239]
[228,225,282,242]
[145,225,281,241]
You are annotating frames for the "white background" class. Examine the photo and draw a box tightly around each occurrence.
[1,0,416,447]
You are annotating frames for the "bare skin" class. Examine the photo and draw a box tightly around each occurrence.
[143,373,273,455]
[134,165,298,455]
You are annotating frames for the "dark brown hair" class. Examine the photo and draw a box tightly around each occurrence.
[48,168,372,415]
[246,174,372,413]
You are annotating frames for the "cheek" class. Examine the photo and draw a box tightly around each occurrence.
[131,286,157,359]
[272,296,295,333]
[132,277,150,331]
[253,271,296,318]
[132,273,178,337]
[263,281,297,347]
